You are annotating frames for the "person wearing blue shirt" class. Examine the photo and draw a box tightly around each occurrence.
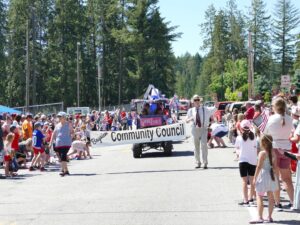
[29,122,46,171]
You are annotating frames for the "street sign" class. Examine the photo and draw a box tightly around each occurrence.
[281,75,291,88]
[237,92,242,99]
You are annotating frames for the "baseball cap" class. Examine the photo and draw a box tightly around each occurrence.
[240,119,251,130]
[34,122,42,129]
[57,111,67,117]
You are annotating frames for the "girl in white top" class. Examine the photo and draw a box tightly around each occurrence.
[235,119,257,206]
[264,97,294,209]
[251,135,278,223]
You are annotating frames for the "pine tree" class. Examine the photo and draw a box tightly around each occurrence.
[0,0,7,104]
[273,0,300,75]
[211,10,230,74]
[226,0,246,59]
[46,0,87,106]
[249,0,272,74]
[294,34,300,70]
[200,4,216,52]
[294,69,300,94]
[6,0,29,106]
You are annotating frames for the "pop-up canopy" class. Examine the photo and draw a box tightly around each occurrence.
[0,105,22,114]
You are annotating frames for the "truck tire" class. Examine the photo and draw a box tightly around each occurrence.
[132,144,142,158]
[163,141,173,156]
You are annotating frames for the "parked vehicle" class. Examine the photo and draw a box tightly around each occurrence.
[67,107,90,115]
[205,101,215,107]
[178,99,191,116]
[214,101,232,122]
[228,101,256,113]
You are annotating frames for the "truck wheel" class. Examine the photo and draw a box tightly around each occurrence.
[163,141,173,156]
[132,144,142,158]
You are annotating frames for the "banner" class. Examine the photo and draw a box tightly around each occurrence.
[90,122,186,147]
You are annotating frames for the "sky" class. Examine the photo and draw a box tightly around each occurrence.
[157,0,300,57]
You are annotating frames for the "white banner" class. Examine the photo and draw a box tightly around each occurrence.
[90,122,186,147]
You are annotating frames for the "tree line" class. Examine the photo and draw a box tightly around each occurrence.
[1,0,300,109]
[174,0,300,102]
[0,0,179,108]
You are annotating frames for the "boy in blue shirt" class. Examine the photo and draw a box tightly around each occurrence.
[29,122,46,171]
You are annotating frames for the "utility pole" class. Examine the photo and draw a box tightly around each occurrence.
[77,42,80,107]
[25,19,30,112]
[118,0,125,106]
[32,6,37,105]
[248,31,254,100]
[98,57,102,112]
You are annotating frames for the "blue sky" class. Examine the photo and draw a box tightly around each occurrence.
[157,0,300,57]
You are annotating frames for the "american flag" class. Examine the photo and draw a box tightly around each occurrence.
[258,108,270,132]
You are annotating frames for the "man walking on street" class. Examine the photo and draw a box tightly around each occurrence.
[186,95,217,169]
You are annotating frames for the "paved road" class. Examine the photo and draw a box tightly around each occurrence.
[0,125,299,225]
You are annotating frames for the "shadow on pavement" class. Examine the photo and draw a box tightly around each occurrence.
[69,173,98,176]
[107,166,239,175]
[142,150,194,158]
[273,220,300,224]
[5,173,41,180]
[107,169,200,175]
[206,166,238,170]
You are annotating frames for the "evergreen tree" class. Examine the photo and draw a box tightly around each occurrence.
[200,4,216,52]
[46,0,87,106]
[211,10,230,74]
[294,34,300,70]
[0,0,7,104]
[273,0,300,75]
[6,0,29,106]
[249,0,272,75]
[294,69,300,94]
[226,0,246,59]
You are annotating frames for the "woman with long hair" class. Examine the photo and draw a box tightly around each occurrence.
[235,120,257,206]
[250,135,278,223]
[264,97,294,210]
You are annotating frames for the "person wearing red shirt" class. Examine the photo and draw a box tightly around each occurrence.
[244,102,255,120]
[104,111,113,130]
[10,125,20,151]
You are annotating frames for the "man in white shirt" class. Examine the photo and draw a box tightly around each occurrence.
[186,95,217,169]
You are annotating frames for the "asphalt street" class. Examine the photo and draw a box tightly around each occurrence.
[0,124,299,225]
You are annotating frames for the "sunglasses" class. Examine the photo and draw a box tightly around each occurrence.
[194,99,200,102]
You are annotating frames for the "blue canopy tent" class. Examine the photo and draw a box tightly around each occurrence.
[0,105,21,114]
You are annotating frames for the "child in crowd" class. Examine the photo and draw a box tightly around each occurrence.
[236,113,245,136]
[43,122,53,164]
[229,114,238,145]
[127,112,133,130]
[79,124,92,159]
[250,135,278,224]
[68,134,87,160]
[17,138,33,168]
[29,122,46,171]
[111,115,120,131]
[4,133,15,177]
[235,120,257,206]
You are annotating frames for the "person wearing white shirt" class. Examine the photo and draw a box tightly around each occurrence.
[186,95,217,169]
[235,119,257,206]
[264,97,294,210]
[207,122,228,148]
